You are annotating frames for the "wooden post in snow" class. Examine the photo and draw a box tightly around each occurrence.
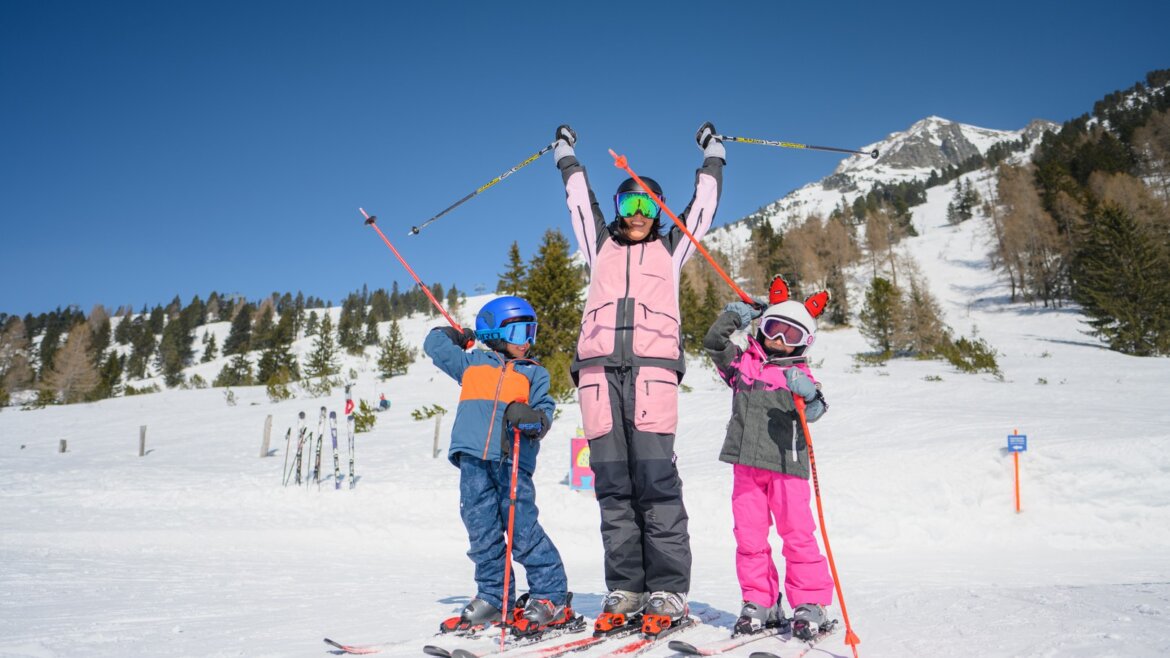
[432,411,446,459]
[260,415,273,458]
[59,439,67,453]
[139,425,147,457]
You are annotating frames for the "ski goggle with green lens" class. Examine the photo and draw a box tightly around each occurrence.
[475,321,538,345]
[614,192,662,220]
[760,317,811,347]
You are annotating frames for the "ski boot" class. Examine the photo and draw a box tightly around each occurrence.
[510,592,584,637]
[733,597,790,636]
[439,597,503,635]
[594,590,646,636]
[641,591,688,636]
[791,603,828,641]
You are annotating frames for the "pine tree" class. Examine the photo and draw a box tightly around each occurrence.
[0,318,34,394]
[214,353,254,387]
[858,276,905,356]
[223,303,253,355]
[678,271,706,355]
[304,314,339,393]
[523,230,584,400]
[376,319,416,378]
[257,311,300,383]
[92,352,124,400]
[1073,203,1170,355]
[201,333,218,363]
[496,241,528,295]
[156,313,195,387]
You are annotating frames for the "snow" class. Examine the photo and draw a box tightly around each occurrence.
[4,180,1170,657]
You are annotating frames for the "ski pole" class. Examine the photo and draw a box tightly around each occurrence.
[609,149,756,306]
[715,134,879,160]
[794,396,860,658]
[498,426,523,651]
[408,141,557,236]
[360,208,468,336]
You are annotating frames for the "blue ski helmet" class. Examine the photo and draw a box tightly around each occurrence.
[475,296,538,345]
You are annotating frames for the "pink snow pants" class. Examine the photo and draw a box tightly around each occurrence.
[732,464,834,608]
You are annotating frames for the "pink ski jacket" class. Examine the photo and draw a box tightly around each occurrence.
[557,153,723,376]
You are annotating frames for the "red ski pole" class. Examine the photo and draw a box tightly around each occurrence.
[498,427,523,650]
[609,150,755,306]
[794,396,860,657]
[359,208,471,345]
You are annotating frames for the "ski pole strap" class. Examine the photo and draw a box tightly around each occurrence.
[360,208,465,331]
[609,149,755,305]
[715,134,879,159]
[409,141,557,236]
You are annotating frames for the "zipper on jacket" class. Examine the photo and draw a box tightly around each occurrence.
[481,358,512,461]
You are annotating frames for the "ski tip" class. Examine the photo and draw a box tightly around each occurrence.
[667,640,699,654]
[449,649,480,658]
[422,645,452,658]
[748,653,781,658]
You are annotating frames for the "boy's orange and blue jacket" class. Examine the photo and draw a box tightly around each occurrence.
[423,328,556,475]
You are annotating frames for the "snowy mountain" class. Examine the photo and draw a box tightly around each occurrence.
[705,116,1057,269]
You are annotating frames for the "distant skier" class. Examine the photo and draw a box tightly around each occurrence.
[703,275,834,640]
[378,393,390,411]
[423,295,574,636]
[551,122,724,635]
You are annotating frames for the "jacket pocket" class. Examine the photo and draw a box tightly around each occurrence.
[634,366,679,434]
[577,367,613,440]
[577,301,617,360]
[632,303,680,359]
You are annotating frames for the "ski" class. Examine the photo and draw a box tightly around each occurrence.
[593,616,701,658]
[428,618,638,658]
[747,619,839,658]
[330,411,341,489]
[324,637,396,654]
[313,406,326,486]
[290,411,307,486]
[346,384,356,489]
[668,621,790,656]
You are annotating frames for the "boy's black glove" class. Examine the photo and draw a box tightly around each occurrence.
[504,401,547,439]
[437,326,476,349]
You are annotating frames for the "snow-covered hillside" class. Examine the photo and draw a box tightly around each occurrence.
[3,133,1170,656]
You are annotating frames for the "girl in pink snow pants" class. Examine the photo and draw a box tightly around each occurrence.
[703,276,836,638]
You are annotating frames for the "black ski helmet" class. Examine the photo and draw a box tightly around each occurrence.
[613,177,665,235]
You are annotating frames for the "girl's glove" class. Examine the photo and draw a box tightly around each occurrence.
[437,326,476,349]
[723,301,760,329]
[554,124,576,163]
[696,121,726,162]
[786,368,828,422]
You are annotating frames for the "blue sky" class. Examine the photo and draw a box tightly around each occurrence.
[2,1,1168,317]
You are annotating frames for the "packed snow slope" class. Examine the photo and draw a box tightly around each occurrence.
[3,177,1170,657]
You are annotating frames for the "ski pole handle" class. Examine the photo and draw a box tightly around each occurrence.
[716,134,879,159]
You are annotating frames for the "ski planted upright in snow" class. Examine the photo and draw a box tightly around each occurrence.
[345,384,356,489]
[329,410,341,489]
[313,406,326,486]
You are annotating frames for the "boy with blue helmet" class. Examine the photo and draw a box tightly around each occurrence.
[424,295,576,636]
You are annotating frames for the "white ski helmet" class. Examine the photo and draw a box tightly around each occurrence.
[757,275,829,357]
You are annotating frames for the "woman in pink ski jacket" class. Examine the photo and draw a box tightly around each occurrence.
[550,123,724,634]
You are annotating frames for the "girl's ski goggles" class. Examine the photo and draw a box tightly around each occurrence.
[760,317,811,346]
[614,192,662,220]
[476,321,538,345]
